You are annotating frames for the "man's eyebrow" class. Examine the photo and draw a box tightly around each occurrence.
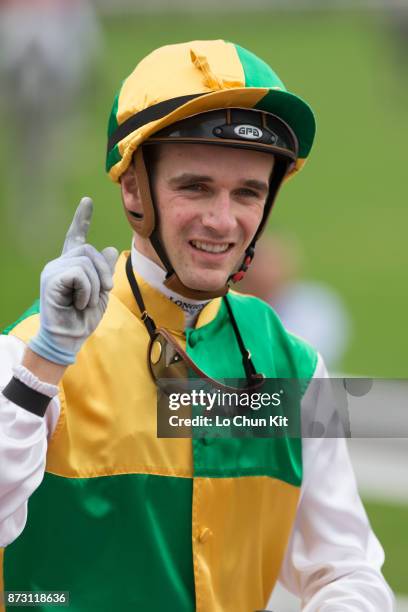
[168,173,214,186]
[168,174,269,193]
[241,179,269,194]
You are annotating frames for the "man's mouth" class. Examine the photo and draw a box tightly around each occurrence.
[190,240,232,254]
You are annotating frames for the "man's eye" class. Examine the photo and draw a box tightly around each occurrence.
[181,184,207,192]
[236,188,259,198]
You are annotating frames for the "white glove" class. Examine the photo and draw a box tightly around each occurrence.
[28,197,119,365]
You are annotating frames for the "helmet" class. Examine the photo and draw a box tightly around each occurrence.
[106,40,316,299]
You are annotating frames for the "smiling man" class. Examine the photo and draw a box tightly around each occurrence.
[122,142,273,294]
[0,40,394,611]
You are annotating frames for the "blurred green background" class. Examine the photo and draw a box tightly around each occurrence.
[0,5,406,599]
[1,9,407,376]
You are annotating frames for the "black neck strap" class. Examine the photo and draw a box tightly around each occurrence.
[125,254,157,339]
[125,254,262,384]
[223,294,259,381]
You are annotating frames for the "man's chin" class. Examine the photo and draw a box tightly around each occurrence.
[180,271,229,294]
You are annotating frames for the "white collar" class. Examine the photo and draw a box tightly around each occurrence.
[131,242,210,328]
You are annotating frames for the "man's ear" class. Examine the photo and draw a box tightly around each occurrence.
[120,162,143,217]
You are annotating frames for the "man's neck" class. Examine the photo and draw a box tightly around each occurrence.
[131,242,210,328]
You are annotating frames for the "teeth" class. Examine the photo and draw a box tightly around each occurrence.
[191,240,230,253]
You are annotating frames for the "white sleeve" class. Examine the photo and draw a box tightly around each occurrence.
[278,354,395,611]
[0,334,60,547]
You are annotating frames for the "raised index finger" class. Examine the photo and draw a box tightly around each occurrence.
[62,197,94,255]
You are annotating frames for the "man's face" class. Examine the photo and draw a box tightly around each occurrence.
[147,143,274,292]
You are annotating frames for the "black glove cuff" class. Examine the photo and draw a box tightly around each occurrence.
[2,377,51,417]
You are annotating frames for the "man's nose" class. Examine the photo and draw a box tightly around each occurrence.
[201,191,238,235]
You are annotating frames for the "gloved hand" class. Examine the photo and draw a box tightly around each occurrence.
[28,197,119,365]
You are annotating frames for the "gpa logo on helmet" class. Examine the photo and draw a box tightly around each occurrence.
[234,125,263,140]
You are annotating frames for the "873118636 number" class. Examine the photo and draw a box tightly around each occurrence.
[0,591,69,607]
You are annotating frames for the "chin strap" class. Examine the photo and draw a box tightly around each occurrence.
[229,243,256,284]
[148,221,228,299]
[228,156,290,286]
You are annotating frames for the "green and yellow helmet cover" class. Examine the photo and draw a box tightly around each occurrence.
[106,39,316,182]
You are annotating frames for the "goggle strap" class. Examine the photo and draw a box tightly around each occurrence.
[223,294,259,383]
[125,254,157,339]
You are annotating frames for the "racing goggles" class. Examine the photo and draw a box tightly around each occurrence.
[125,254,265,392]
